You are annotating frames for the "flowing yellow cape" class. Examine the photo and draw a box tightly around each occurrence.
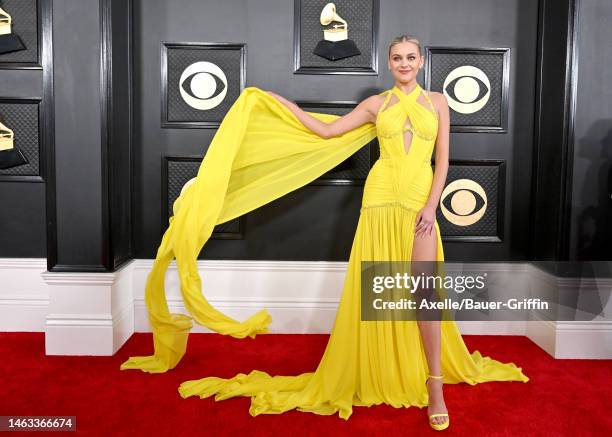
[120,86,379,373]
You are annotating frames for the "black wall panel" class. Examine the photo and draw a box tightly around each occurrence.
[46,0,132,271]
[0,0,50,258]
[1,0,605,266]
[569,0,612,260]
[52,0,103,268]
[105,0,133,268]
[530,0,577,260]
[133,0,538,262]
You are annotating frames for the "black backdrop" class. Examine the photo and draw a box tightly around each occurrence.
[134,0,536,262]
[0,0,609,270]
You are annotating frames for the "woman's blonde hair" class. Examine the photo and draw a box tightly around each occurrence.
[388,35,423,58]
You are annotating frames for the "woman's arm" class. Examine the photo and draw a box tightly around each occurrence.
[415,92,450,237]
[267,91,378,139]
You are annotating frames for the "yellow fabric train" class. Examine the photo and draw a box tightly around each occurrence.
[120,86,379,372]
[120,85,528,419]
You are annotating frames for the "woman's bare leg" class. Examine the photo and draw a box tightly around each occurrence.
[412,227,448,425]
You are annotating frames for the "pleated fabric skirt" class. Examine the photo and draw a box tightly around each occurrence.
[178,202,529,420]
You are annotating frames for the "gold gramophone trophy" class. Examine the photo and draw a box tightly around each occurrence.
[0,119,28,170]
[0,7,26,55]
[313,3,360,61]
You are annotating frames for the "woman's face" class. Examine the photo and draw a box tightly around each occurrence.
[388,41,423,84]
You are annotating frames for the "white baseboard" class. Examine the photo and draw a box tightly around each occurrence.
[131,259,349,334]
[131,260,531,336]
[0,259,49,331]
[526,265,612,359]
[41,264,134,355]
[0,258,610,359]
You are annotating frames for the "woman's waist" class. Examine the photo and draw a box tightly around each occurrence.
[361,190,430,211]
[377,145,434,164]
[364,162,433,200]
[372,157,433,169]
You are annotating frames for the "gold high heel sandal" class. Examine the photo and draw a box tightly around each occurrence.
[426,374,450,431]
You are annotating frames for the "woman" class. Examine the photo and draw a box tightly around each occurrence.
[264,34,453,428]
[122,35,528,431]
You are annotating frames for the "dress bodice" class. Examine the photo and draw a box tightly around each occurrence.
[361,84,440,211]
[375,84,439,162]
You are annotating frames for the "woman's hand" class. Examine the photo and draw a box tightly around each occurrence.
[415,205,436,238]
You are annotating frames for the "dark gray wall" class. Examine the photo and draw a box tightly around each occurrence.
[530,0,577,261]
[134,0,538,262]
[48,0,132,271]
[0,0,132,270]
[0,182,46,256]
[105,0,133,268]
[53,0,103,268]
[0,3,46,258]
[569,0,612,260]
[2,0,606,265]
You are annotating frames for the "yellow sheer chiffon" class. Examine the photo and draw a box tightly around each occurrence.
[120,86,378,372]
[121,85,528,419]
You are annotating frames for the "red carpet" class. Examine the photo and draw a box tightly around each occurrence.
[1,332,610,436]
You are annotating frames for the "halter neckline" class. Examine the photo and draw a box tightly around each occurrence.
[391,83,421,101]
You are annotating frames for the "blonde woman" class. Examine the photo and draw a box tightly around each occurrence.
[123,35,529,431]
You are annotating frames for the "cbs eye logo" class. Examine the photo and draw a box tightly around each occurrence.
[440,179,487,226]
[179,61,228,110]
[442,66,491,114]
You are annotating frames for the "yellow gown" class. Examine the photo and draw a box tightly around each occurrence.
[121,84,528,420]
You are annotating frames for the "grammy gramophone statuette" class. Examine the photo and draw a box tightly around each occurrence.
[0,7,26,55]
[313,3,360,61]
[0,119,28,170]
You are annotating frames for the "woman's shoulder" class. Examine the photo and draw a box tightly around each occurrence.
[425,91,450,122]
[366,91,392,112]
[366,90,390,103]
[426,91,448,109]
[355,92,390,121]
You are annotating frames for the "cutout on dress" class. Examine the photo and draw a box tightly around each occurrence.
[377,93,400,118]
[377,91,437,125]
[378,91,436,118]
[377,91,438,155]
[377,91,437,156]
[402,115,414,155]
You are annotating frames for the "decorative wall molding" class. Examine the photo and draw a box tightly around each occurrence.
[41,261,133,355]
[526,264,612,359]
[0,258,48,331]
[0,258,609,359]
